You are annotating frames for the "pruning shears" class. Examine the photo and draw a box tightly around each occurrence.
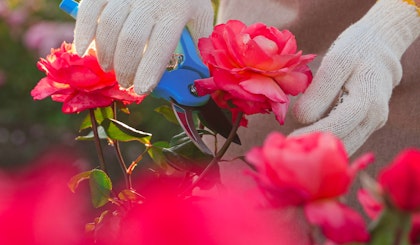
[60,0,240,155]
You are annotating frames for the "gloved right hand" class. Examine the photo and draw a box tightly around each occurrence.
[74,0,214,94]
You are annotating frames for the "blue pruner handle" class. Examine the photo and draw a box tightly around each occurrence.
[152,29,210,107]
[60,0,78,19]
[59,0,210,107]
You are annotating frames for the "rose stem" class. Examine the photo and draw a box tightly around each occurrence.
[182,111,243,195]
[89,109,107,173]
[111,103,131,190]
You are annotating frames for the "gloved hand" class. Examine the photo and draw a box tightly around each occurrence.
[291,0,420,155]
[74,0,214,94]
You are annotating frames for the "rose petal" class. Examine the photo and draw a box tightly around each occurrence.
[239,74,288,103]
[304,201,370,244]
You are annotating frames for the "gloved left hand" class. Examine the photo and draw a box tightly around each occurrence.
[291,0,420,155]
[74,0,214,94]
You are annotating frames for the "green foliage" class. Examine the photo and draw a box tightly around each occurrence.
[101,118,152,145]
[68,169,113,208]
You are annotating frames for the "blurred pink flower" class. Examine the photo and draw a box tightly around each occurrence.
[195,20,315,126]
[379,148,420,212]
[114,189,284,245]
[24,21,75,56]
[0,147,90,245]
[358,149,420,244]
[246,132,373,244]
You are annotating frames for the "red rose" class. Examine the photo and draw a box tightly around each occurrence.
[246,132,373,243]
[31,42,145,113]
[379,148,420,212]
[195,20,315,126]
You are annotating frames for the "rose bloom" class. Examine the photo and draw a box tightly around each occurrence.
[246,132,373,243]
[379,148,420,212]
[359,149,420,213]
[195,20,315,126]
[31,42,145,113]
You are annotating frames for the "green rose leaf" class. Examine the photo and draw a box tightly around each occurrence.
[101,118,152,145]
[89,169,112,208]
[75,126,108,141]
[163,132,213,173]
[79,107,114,131]
[147,141,170,169]
[154,105,179,125]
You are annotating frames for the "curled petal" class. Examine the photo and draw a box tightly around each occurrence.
[357,189,383,220]
[239,74,288,103]
[304,201,370,244]
[270,101,289,125]
[31,77,70,100]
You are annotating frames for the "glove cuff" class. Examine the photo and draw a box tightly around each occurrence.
[362,0,420,56]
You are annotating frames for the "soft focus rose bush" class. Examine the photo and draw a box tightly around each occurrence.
[0,147,90,245]
[246,132,373,243]
[378,149,420,212]
[115,188,282,245]
[31,42,145,113]
[24,21,75,56]
[195,20,315,126]
[358,149,420,245]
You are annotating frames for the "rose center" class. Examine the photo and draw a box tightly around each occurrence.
[253,35,278,56]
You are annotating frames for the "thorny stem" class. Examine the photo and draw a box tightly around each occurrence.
[183,111,243,194]
[89,109,107,173]
[111,103,131,190]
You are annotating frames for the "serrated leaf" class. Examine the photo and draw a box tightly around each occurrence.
[154,105,179,125]
[101,118,152,144]
[75,126,108,141]
[68,170,92,193]
[89,169,112,208]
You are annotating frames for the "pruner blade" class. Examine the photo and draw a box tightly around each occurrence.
[172,103,213,156]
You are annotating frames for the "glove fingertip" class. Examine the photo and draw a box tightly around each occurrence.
[74,39,90,57]
[292,96,325,124]
[134,77,156,95]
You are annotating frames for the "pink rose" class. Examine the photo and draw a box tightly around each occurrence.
[379,148,420,212]
[246,132,373,243]
[31,42,145,113]
[195,20,315,126]
[358,149,420,244]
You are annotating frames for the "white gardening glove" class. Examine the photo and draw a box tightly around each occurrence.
[292,0,420,155]
[74,0,214,94]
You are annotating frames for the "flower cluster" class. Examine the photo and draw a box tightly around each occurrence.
[195,20,315,126]
[31,42,145,113]
[247,132,373,244]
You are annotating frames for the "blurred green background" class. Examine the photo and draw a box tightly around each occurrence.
[0,0,179,170]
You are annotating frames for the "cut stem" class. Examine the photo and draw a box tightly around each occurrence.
[111,103,131,189]
[89,109,107,173]
[183,112,243,194]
